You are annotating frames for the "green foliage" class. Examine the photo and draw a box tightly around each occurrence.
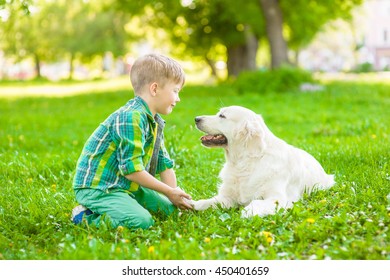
[115,0,364,72]
[233,67,314,94]
[1,0,366,79]
[352,62,375,73]
[0,0,131,71]
[281,0,364,50]
[0,0,31,14]
[118,0,264,75]
[0,81,389,260]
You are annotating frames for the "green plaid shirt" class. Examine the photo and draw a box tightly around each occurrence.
[73,96,174,192]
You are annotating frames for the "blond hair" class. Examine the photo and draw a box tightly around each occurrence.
[130,54,185,94]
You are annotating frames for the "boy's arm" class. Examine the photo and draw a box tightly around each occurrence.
[125,171,192,210]
[160,168,177,188]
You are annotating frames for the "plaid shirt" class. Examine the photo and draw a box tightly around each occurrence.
[73,96,174,192]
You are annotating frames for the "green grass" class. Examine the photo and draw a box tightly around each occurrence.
[0,81,389,260]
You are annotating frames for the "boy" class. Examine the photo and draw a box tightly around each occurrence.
[71,54,192,230]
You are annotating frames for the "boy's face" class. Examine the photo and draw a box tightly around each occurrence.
[154,81,182,115]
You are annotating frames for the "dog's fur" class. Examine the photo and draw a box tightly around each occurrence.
[191,106,335,217]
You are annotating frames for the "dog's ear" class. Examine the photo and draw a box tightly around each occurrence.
[238,120,260,140]
[236,119,265,146]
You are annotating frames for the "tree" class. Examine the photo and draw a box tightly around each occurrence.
[282,0,364,52]
[2,0,365,79]
[53,0,131,79]
[260,0,364,69]
[259,0,290,69]
[117,0,264,78]
[169,0,264,77]
[118,0,363,76]
[0,0,131,79]
[0,0,57,78]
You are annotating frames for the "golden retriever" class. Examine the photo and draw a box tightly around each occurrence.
[190,106,335,217]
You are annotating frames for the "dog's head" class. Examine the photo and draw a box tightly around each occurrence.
[195,106,266,149]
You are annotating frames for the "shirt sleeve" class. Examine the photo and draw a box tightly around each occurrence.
[113,111,146,176]
[155,133,174,174]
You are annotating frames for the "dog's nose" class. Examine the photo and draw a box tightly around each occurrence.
[195,117,202,123]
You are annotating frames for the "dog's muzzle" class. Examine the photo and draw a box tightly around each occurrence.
[195,117,228,147]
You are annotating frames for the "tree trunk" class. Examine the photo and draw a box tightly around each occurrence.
[226,30,258,77]
[69,53,74,80]
[34,53,41,79]
[205,56,218,79]
[292,50,299,66]
[259,0,290,69]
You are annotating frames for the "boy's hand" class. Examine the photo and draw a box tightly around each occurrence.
[166,188,193,210]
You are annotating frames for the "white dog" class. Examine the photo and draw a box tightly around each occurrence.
[190,106,335,217]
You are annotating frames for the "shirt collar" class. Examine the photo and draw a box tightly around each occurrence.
[134,96,165,126]
[134,96,154,121]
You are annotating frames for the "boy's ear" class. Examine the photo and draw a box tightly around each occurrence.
[150,82,158,96]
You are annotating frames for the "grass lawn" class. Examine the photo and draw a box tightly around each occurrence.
[0,80,389,260]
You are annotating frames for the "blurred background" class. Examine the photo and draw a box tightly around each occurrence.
[0,0,389,83]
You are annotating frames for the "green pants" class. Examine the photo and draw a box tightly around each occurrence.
[74,187,176,229]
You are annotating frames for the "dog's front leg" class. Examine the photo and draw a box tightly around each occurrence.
[241,199,278,217]
[191,195,235,211]
[241,198,292,218]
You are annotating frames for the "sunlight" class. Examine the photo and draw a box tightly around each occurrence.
[0,77,132,98]
[316,72,390,84]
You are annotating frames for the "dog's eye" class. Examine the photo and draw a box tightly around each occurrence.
[219,114,226,119]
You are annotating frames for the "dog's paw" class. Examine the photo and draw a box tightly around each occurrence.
[182,198,194,205]
[241,200,277,218]
[191,199,212,211]
[241,206,254,218]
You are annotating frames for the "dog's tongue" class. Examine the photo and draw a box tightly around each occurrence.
[200,134,227,145]
[201,135,215,141]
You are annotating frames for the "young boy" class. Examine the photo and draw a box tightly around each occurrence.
[71,54,192,230]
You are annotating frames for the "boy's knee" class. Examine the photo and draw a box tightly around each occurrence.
[136,214,154,229]
[122,213,154,230]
